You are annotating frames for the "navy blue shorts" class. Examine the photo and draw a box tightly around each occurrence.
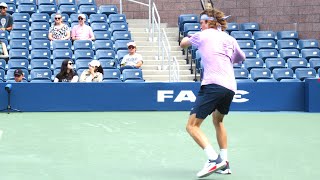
[190,84,235,119]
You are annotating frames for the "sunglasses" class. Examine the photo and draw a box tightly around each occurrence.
[55,17,61,20]
[128,46,135,49]
[78,18,84,20]
[68,62,74,65]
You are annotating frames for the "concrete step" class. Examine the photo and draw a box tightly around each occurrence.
[142,60,188,65]
[142,69,191,75]
[134,36,178,42]
[137,50,185,56]
[134,40,181,46]
[144,74,198,82]
[135,45,181,51]
[141,55,187,60]
[131,31,177,38]
[142,65,190,70]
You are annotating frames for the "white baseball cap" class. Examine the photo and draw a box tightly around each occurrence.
[89,60,100,67]
[78,14,86,19]
[127,42,136,47]
[0,2,8,8]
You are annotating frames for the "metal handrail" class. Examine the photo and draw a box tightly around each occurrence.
[170,56,180,82]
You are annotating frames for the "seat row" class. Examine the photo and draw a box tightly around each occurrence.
[238,39,319,50]
[242,48,320,60]
[4,0,98,7]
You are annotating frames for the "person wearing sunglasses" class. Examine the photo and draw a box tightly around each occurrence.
[71,14,95,41]
[0,2,13,31]
[48,13,71,41]
[120,42,143,73]
[54,59,79,82]
[79,60,103,82]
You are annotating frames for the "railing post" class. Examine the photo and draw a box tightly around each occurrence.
[120,0,123,14]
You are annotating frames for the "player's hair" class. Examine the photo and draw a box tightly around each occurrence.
[200,8,228,31]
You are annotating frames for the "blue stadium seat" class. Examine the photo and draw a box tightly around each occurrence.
[94,31,111,40]
[99,5,118,16]
[73,40,93,50]
[6,69,29,80]
[19,0,36,5]
[265,58,286,71]
[58,0,76,6]
[102,69,122,82]
[52,40,72,50]
[30,69,52,81]
[30,49,51,60]
[226,22,239,33]
[89,14,107,23]
[52,59,65,69]
[75,59,91,70]
[52,49,73,59]
[277,31,299,41]
[236,79,254,83]
[18,4,37,14]
[77,0,96,6]
[272,68,294,81]
[255,40,276,51]
[108,14,126,24]
[59,5,78,15]
[277,39,298,50]
[287,58,308,71]
[30,22,50,31]
[2,0,16,5]
[253,31,276,40]
[7,4,16,14]
[230,31,253,40]
[237,40,254,49]
[0,59,6,70]
[38,5,58,15]
[9,49,29,59]
[0,69,4,82]
[96,49,116,60]
[77,69,85,77]
[31,39,50,49]
[279,49,299,61]
[31,13,50,22]
[258,49,279,60]
[239,22,259,32]
[112,31,131,41]
[0,31,9,40]
[244,58,264,71]
[309,58,320,71]
[250,68,272,81]
[109,22,128,35]
[94,40,113,51]
[9,39,29,50]
[38,0,56,5]
[100,59,118,69]
[122,69,144,82]
[79,5,97,15]
[50,13,69,23]
[301,49,320,61]
[8,59,29,69]
[91,22,109,31]
[12,13,30,22]
[242,49,257,59]
[10,30,29,40]
[256,78,278,82]
[183,23,201,37]
[74,49,94,60]
[12,22,29,31]
[298,39,319,49]
[178,14,199,35]
[114,40,131,52]
[116,50,128,62]
[279,78,301,82]
[295,68,317,81]
[234,68,249,79]
[30,59,51,69]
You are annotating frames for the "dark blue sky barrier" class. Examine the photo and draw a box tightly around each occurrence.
[0,81,311,112]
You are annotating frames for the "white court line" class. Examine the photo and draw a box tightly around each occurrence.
[0,130,3,141]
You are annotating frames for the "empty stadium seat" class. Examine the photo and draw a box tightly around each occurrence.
[8,59,29,69]
[6,69,29,80]
[250,68,272,81]
[277,31,299,41]
[258,49,278,60]
[59,5,78,15]
[280,78,301,82]
[237,40,254,49]
[255,40,276,50]
[298,39,319,49]
[94,40,113,51]
[94,31,111,40]
[234,68,249,79]
[230,31,253,40]
[96,49,116,60]
[52,59,65,69]
[295,68,317,81]
[30,69,52,81]
[108,14,127,24]
[31,39,50,50]
[244,58,264,71]
[102,69,122,82]
[30,22,50,31]
[114,40,131,52]
[279,49,299,61]
[301,49,320,60]
[12,22,29,31]
[178,14,199,33]
[112,31,131,41]
[9,49,29,59]
[30,59,51,69]
[19,0,36,5]
[183,23,201,37]
[309,58,320,71]
[18,4,37,14]
[100,59,118,69]
[52,49,73,59]
[75,59,91,70]
[277,39,298,50]
[79,5,97,15]
[78,0,96,7]
[30,49,51,59]
[38,5,58,15]
[38,0,56,6]
[74,49,94,60]
[109,22,128,35]
[265,58,286,71]
[240,22,259,32]
[287,58,308,71]
[12,13,30,22]
[116,50,128,62]
[242,49,257,59]
[58,0,76,6]
[253,31,276,40]
[0,59,5,70]
[272,68,294,81]
[7,3,16,14]
[31,13,50,22]
[226,22,239,33]
[91,22,109,31]
[30,30,48,40]
[236,79,254,83]
[99,5,118,16]
[122,69,144,82]
[89,14,107,23]
[10,30,29,40]
[52,40,72,50]
[73,40,93,50]
[9,39,29,49]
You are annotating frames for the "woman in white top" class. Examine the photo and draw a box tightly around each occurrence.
[79,60,103,82]
[48,13,71,41]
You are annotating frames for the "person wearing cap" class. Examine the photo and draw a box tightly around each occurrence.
[54,59,78,82]
[49,13,71,41]
[79,60,103,82]
[71,14,95,41]
[0,2,13,31]
[180,8,245,178]
[14,69,25,82]
[120,42,143,73]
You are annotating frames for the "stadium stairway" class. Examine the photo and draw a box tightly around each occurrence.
[127,19,197,81]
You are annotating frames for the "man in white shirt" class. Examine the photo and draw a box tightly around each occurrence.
[120,42,143,73]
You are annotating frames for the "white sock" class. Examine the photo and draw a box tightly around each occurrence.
[220,149,228,161]
[204,145,218,160]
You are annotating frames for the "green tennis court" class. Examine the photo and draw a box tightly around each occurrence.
[0,112,319,180]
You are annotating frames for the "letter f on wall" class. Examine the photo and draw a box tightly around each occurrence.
[157,90,174,102]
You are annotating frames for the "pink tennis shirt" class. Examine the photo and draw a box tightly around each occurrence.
[71,24,94,40]
[189,28,245,92]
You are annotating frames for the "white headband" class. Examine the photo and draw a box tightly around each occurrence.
[200,14,231,21]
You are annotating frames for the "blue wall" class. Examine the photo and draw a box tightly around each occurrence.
[0,81,318,112]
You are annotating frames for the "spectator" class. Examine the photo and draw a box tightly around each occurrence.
[14,69,24,82]
[54,59,78,82]
[79,60,103,82]
[48,13,71,41]
[120,42,143,73]
[0,2,13,31]
[0,40,8,61]
[71,14,95,41]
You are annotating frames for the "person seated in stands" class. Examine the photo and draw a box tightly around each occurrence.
[14,69,24,82]
[79,60,103,82]
[71,14,95,41]
[0,2,13,31]
[48,13,71,41]
[120,42,143,73]
[0,40,8,61]
[54,59,78,82]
